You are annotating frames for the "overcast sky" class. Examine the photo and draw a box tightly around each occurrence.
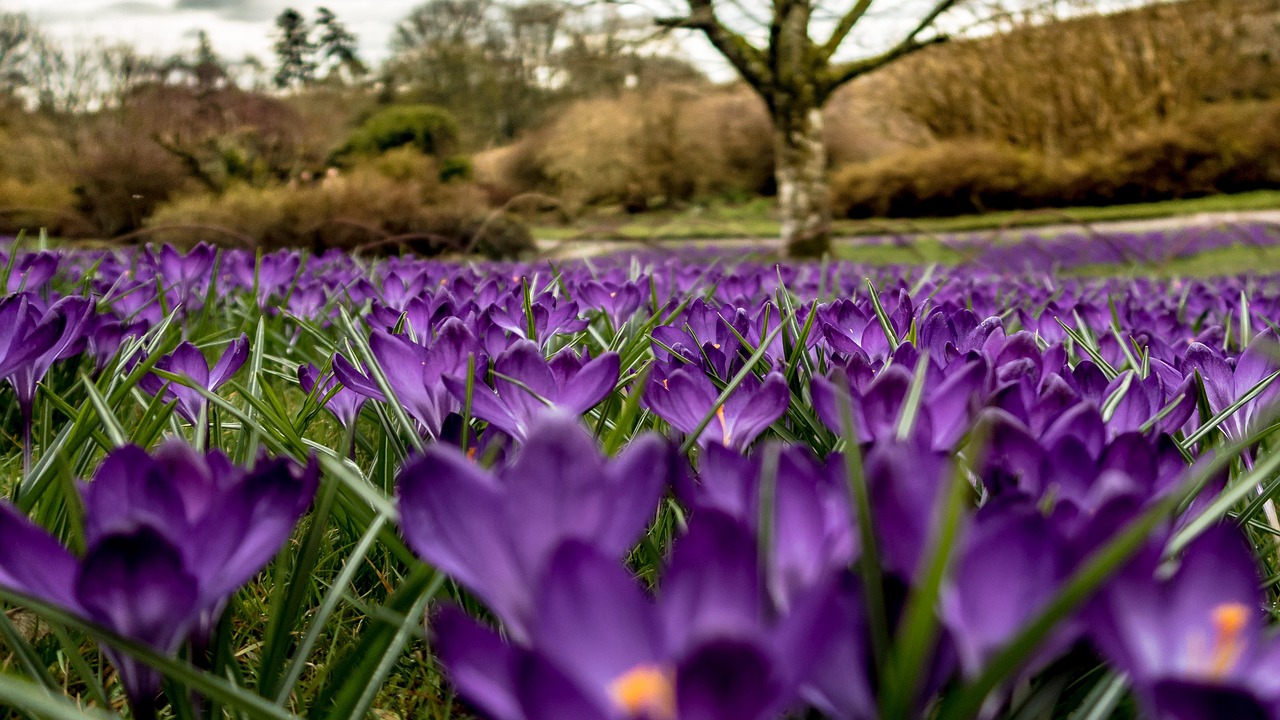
[2,0,982,83]
[1,0,753,80]
[5,1,446,67]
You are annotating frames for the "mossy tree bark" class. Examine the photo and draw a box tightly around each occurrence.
[658,0,960,257]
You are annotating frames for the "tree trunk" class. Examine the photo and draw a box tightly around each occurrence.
[774,105,831,257]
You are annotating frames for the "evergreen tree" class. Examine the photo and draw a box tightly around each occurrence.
[316,7,366,82]
[272,8,316,89]
[192,30,228,92]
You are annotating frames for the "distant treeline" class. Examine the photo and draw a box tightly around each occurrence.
[1,0,1277,250]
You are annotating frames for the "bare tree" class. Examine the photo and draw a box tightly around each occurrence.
[0,12,39,99]
[655,0,962,255]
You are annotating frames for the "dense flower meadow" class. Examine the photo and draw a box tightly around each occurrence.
[2,231,1280,719]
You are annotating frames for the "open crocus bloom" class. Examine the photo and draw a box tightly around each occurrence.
[434,512,836,720]
[644,365,789,451]
[0,442,316,715]
[1090,526,1280,719]
[444,340,620,442]
[139,334,249,424]
[398,414,672,639]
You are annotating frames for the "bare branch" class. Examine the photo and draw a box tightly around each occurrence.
[818,0,875,60]
[822,33,946,93]
[820,0,960,94]
[656,1,772,88]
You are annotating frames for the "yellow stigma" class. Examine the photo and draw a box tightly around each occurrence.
[1207,602,1250,679]
[716,405,731,445]
[608,665,675,720]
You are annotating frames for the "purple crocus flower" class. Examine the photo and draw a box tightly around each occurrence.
[444,341,620,441]
[0,442,317,717]
[578,280,643,327]
[486,291,589,346]
[1090,526,1280,719]
[1184,330,1280,441]
[434,512,834,720]
[155,242,216,309]
[644,365,789,451]
[0,293,60,381]
[688,443,854,611]
[334,319,482,438]
[398,414,671,639]
[5,251,59,294]
[298,362,366,429]
[3,294,95,471]
[940,503,1075,678]
[139,334,249,424]
[86,315,145,373]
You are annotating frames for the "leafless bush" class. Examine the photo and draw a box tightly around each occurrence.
[879,0,1278,155]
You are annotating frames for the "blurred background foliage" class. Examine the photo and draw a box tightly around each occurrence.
[0,0,1277,253]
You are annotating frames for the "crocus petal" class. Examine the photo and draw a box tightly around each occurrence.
[433,607,525,720]
[558,352,621,414]
[194,457,317,604]
[661,511,763,651]
[0,503,80,609]
[531,541,663,695]
[597,433,671,555]
[398,447,528,630]
[208,333,249,389]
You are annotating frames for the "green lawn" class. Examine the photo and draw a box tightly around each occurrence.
[534,189,1280,242]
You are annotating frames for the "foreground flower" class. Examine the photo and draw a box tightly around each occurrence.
[1090,526,1280,719]
[398,414,671,639]
[435,512,833,720]
[0,442,317,717]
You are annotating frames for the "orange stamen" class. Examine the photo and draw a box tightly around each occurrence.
[608,665,675,720]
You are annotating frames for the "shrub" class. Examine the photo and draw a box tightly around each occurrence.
[491,84,775,211]
[0,178,89,238]
[1069,101,1280,205]
[145,169,533,258]
[73,125,193,237]
[877,0,1270,155]
[830,100,1280,219]
[339,104,461,159]
[831,141,1058,218]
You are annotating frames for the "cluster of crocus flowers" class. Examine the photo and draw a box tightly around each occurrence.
[400,418,831,720]
[0,442,316,718]
[15,234,1280,719]
[403,417,1280,720]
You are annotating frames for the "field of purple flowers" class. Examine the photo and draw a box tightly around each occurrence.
[2,231,1280,720]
